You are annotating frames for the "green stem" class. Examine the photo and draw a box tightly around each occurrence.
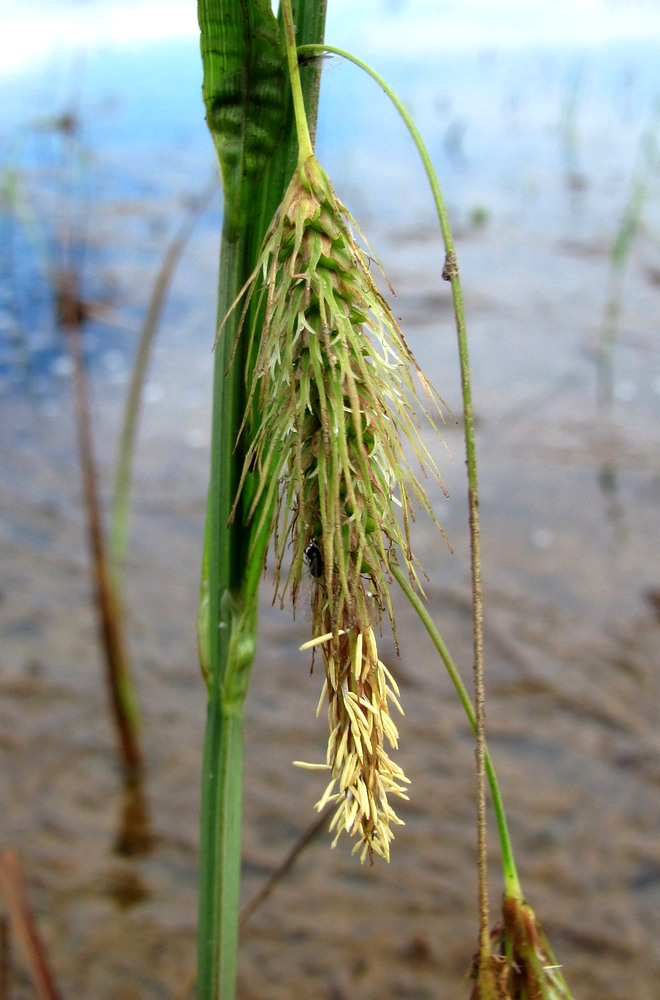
[110,179,216,586]
[197,4,326,999]
[197,229,247,999]
[391,562,521,900]
[298,42,491,951]
[281,0,314,161]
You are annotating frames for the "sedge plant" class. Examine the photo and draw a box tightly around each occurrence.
[198,1,575,998]
[196,1,327,997]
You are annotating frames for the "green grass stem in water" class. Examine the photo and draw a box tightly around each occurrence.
[110,177,217,587]
[196,1,327,997]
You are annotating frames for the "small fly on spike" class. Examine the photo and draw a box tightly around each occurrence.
[304,541,324,580]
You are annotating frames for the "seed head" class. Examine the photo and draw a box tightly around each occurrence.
[233,155,446,626]
[298,580,409,861]
[226,154,447,857]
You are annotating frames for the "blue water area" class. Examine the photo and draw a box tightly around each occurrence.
[0,38,214,388]
[315,39,660,226]
[0,12,658,999]
[0,24,658,392]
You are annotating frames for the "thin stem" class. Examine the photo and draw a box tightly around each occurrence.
[110,177,216,585]
[391,562,521,900]
[0,851,63,1000]
[239,805,332,928]
[297,42,491,953]
[598,103,658,407]
[281,0,314,161]
[62,274,142,780]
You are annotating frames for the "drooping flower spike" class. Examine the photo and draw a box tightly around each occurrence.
[232,155,447,627]
[296,588,410,863]
[225,153,448,858]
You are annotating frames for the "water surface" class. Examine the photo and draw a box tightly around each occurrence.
[0,5,658,998]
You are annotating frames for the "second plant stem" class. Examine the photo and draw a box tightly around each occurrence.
[298,40,497,960]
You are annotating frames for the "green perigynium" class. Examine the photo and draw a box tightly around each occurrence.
[228,154,447,859]
[471,896,573,1000]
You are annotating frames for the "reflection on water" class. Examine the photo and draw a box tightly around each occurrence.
[0,13,658,1000]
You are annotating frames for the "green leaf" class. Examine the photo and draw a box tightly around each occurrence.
[199,0,286,230]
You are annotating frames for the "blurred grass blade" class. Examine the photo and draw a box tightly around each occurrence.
[598,102,659,406]
[58,265,143,780]
[0,850,63,1000]
[110,176,217,585]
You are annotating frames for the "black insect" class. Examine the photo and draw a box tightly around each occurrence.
[304,541,324,579]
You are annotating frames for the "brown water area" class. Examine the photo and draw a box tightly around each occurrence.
[1,31,659,1000]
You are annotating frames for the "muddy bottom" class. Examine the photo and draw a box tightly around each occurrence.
[1,26,659,1000]
[1,446,658,1000]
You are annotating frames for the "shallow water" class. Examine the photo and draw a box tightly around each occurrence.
[1,11,659,1000]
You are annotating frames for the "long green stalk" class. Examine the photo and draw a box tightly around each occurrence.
[391,562,520,898]
[298,41,495,957]
[281,0,314,162]
[196,3,326,998]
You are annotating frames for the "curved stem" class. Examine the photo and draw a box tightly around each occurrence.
[391,561,521,900]
[298,42,491,950]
